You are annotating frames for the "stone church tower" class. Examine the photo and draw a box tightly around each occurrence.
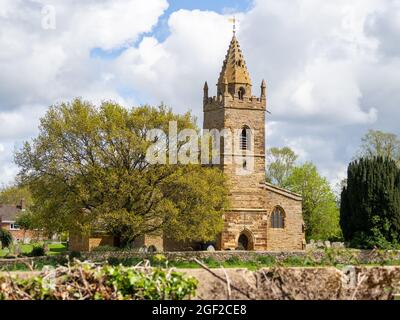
[69,32,306,253]
[203,33,305,251]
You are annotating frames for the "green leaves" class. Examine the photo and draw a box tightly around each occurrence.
[285,163,341,241]
[340,157,400,248]
[266,147,298,186]
[357,130,400,166]
[15,99,228,244]
[0,227,13,249]
[0,262,198,300]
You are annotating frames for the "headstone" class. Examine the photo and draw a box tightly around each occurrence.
[206,245,215,252]
[139,246,147,253]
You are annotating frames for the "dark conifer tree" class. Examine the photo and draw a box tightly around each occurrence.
[340,157,400,248]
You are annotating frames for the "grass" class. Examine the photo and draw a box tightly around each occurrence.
[0,242,67,258]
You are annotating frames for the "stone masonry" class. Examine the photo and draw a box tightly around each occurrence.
[203,32,305,251]
[69,32,306,252]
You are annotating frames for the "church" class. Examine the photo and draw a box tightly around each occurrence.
[202,32,305,251]
[69,32,305,252]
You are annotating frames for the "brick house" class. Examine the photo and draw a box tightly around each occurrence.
[0,199,41,243]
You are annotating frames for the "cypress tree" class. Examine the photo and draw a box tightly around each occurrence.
[340,157,400,248]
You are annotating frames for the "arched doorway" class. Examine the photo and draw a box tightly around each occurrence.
[236,229,254,251]
[238,234,249,250]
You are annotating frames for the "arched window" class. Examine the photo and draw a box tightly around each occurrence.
[271,207,285,228]
[238,87,245,100]
[240,126,250,150]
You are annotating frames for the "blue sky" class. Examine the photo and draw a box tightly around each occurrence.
[1,0,400,187]
[91,0,253,60]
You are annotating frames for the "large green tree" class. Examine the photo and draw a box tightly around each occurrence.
[340,157,400,248]
[357,130,400,165]
[15,99,229,244]
[285,163,341,241]
[0,185,32,207]
[266,147,298,187]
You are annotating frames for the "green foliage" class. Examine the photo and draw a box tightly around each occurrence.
[92,245,121,252]
[202,257,220,268]
[69,251,82,259]
[30,245,45,257]
[357,130,400,166]
[340,157,400,249]
[256,255,277,266]
[0,262,198,300]
[0,228,13,249]
[266,147,298,186]
[15,98,228,244]
[0,185,32,207]
[102,265,197,300]
[282,255,314,267]
[15,210,38,231]
[284,162,342,241]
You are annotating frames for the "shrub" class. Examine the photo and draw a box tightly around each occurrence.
[202,257,219,268]
[282,255,315,267]
[69,251,81,259]
[30,245,45,257]
[0,261,198,300]
[341,157,400,248]
[0,228,12,249]
[257,255,277,266]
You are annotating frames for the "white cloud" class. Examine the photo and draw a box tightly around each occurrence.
[0,0,400,188]
[0,0,168,184]
[115,0,400,187]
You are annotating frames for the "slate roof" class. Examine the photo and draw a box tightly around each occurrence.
[0,204,21,223]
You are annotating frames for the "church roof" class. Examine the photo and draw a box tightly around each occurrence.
[218,33,252,86]
[264,183,303,201]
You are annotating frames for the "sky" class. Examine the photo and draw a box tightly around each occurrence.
[0,0,399,189]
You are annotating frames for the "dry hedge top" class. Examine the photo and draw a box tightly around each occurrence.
[0,260,198,300]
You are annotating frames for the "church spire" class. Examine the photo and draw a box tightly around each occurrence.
[217,33,252,98]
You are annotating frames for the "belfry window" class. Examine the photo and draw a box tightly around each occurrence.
[240,127,249,150]
[238,87,245,100]
[271,207,285,229]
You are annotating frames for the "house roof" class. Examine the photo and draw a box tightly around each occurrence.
[0,204,21,223]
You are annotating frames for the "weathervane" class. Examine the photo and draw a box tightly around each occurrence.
[228,16,238,34]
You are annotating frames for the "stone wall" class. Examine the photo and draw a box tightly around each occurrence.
[69,232,115,252]
[264,185,305,251]
[79,249,400,266]
[2,249,400,270]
